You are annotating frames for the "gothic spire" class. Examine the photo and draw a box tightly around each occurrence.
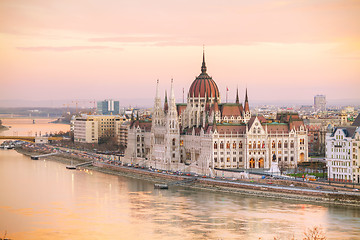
[244,88,250,112]
[236,86,239,104]
[245,87,248,102]
[201,47,207,73]
[155,79,159,99]
[164,90,168,114]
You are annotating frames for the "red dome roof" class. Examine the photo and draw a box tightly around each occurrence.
[188,73,220,98]
[188,52,220,99]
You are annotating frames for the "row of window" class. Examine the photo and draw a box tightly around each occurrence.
[213,140,302,150]
[331,155,351,160]
[330,161,351,166]
[214,157,243,163]
[331,168,350,173]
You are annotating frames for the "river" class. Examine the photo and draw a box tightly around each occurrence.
[0,119,359,239]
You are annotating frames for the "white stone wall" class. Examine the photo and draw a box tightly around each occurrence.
[326,129,353,182]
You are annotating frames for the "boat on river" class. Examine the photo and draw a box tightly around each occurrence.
[66,160,77,170]
[154,184,168,189]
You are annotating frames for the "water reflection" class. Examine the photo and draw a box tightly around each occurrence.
[0,149,360,239]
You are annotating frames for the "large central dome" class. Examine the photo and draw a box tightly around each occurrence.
[188,52,220,99]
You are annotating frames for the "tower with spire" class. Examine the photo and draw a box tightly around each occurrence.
[152,79,165,128]
[164,79,180,166]
[244,88,251,122]
[125,48,307,176]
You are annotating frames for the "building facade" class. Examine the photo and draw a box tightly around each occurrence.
[125,53,308,175]
[326,126,360,183]
[74,114,125,143]
[97,99,120,115]
[314,95,326,112]
[74,116,99,143]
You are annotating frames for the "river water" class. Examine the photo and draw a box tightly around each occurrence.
[0,119,360,239]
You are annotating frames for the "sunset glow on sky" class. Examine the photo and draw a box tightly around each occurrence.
[0,0,359,107]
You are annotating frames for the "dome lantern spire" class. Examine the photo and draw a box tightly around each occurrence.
[201,47,207,73]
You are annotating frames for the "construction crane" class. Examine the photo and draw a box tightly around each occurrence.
[89,99,97,114]
[63,103,70,115]
[72,100,79,114]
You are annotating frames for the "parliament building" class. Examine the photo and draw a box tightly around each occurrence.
[125,52,308,175]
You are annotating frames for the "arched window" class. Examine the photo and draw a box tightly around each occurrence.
[284,141,288,148]
[239,141,243,148]
[290,141,294,148]
[172,138,176,146]
[137,135,140,142]
[253,141,256,149]
[226,141,230,149]
[214,141,218,149]
[220,141,224,149]
[278,141,281,148]
[272,141,275,148]
[233,141,236,149]
[262,141,265,148]
[257,141,261,148]
[248,142,252,149]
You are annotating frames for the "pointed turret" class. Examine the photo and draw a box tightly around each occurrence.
[155,79,160,100]
[213,96,219,112]
[244,88,250,112]
[166,79,179,133]
[236,87,239,104]
[131,111,134,122]
[201,48,207,73]
[164,90,168,114]
[152,79,164,127]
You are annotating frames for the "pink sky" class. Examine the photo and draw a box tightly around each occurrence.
[0,0,359,107]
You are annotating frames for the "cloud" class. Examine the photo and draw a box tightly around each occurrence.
[89,35,170,43]
[16,46,123,52]
[88,35,259,47]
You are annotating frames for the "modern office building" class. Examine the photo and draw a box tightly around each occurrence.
[97,99,120,115]
[314,95,326,112]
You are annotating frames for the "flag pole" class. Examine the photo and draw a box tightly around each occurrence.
[226,86,228,103]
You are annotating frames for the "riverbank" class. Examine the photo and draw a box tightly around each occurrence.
[15,147,360,208]
[0,125,9,132]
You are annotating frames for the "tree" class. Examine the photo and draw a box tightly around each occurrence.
[303,226,326,240]
[278,161,289,175]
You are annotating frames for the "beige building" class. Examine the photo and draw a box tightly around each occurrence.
[74,114,125,143]
[115,121,130,147]
[74,116,99,143]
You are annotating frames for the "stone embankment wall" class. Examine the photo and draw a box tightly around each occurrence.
[16,146,360,207]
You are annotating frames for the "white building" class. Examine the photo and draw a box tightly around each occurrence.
[326,126,360,183]
[125,52,308,175]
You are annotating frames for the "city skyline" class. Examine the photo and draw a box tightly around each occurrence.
[1,0,359,107]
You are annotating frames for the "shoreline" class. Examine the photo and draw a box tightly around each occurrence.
[15,147,360,208]
[0,126,9,132]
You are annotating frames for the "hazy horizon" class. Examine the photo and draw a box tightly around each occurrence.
[1,0,359,107]
[0,97,358,109]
